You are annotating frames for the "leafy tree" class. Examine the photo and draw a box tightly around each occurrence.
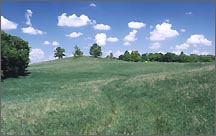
[122,50,131,61]
[54,47,65,59]
[163,52,178,62]
[141,53,149,62]
[73,45,83,58]
[106,52,114,59]
[89,43,102,58]
[1,30,30,78]
[130,50,142,62]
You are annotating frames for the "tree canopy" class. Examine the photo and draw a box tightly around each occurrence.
[89,43,102,58]
[54,47,65,59]
[73,45,83,58]
[1,30,30,78]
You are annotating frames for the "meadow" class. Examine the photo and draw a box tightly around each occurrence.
[1,57,215,135]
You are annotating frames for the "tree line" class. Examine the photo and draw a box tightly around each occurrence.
[55,44,214,63]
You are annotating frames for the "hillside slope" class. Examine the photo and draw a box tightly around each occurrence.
[2,57,215,135]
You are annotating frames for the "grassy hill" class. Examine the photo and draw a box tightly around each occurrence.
[1,56,215,135]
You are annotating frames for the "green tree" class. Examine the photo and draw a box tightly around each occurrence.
[54,47,65,59]
[122,50,131,61]
[89,43,102,58]
[1,30,30,78]
[131,50,142,62]
[73,45,83,58]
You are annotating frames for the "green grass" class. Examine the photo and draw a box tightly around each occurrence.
[1,56,215,135]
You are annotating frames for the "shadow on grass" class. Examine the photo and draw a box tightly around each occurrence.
[1,70,31,82]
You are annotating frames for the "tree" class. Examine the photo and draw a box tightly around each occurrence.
[130,50,142,62]
[54,47,65,59]
[106,52,114,59]
[163,52,177,62]
[73,45,83,58]
[1,30,30,78]
[122,50,131,61]
[89,43,102,58]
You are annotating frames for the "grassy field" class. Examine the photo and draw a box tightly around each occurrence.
[1,57,215,135]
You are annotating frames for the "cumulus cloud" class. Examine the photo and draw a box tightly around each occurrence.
[124,42,131,46]
[124,30,137,42]
[191,50,209,55]
[90,3,96,7]
[94,24,111,30]
[43,41,60,46]
[1,16,18,30]
[95,33,119,46]
[149,42,161,50]
[22,26,45,35]
[175,43,190,50]
[52,41,60,46]
[58,13,91,27]
[25,9,32,26]
[66,32,83,38]
[180,29,186,32]
[29,48,45,63]
[43,41,50,45]
[128,21,146,29]
[107,37,119,42]
[186,34,212,46]
[150,22,179,41]
[95,33,107,46]
[185,12,192,15]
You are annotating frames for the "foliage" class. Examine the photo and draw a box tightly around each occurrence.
[106,52,114,59]
[54,47,65,59]
[73,45,83,58]
[119,50,214,63]
[89,43,102,58]
[1,30,30,78]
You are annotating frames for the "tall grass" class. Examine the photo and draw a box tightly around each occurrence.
[1,57,215,135]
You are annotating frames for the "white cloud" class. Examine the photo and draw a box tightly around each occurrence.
[185,12,192,15]
[180,29,186,32]
[107,37,119,42]
[52,41,60,46]
[124,42,131,46]
[66,32,83,38]
[186,34,212,46]
[149,42,161,50]
[95,33,107,46]
[191,50,209,55]
[175,43,190,50]
[113,50,124,58]
[21,26,45,35]
[124,30,137,42]
[25,9,32,26]
[43,41,50,45]
[29,48,45,63]
[57,13,91,27]
[1,16,18,30]
[128,21,146,29]
[94,24,111,30]
[90,3,96,7]
[43,41,60,46]
[150,22,179,41]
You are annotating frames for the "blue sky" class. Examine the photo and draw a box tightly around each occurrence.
[1,1,215,63]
